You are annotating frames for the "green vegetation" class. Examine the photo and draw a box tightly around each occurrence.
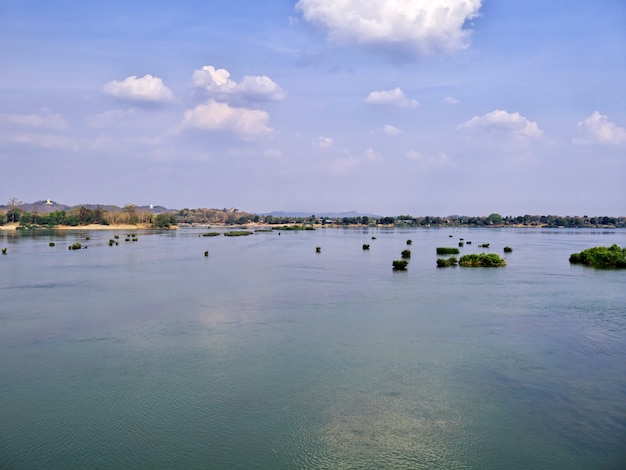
[202,232,221,237]
[68,243,82,250]
[401,249,411,259]
[223,231,253,237]
[406,239,412,245]
[153,213,177,228]
[437,257,458,267]
[479,243,490,248]
[504,246,513,253]
[459,253,506,267]
[392,260,408,271]
[437,247,460,255]
[272,225,315,231]
[569,244,626,268]
[1,248,6,255]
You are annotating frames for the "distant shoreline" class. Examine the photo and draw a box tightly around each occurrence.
[0,223,159,231]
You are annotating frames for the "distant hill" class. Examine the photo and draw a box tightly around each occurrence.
[0,201,172,214]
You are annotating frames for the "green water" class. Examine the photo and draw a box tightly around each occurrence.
[1,227,625,469]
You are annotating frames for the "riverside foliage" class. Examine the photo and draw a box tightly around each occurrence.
[459,253,506,267]
[569,245,626,268]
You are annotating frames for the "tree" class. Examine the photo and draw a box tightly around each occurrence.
[487,213,503,225]
[123,204,138,224]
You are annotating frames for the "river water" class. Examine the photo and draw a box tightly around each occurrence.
[1,227,625,469]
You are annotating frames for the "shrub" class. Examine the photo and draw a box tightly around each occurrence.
[479,243,490,248]
[401,249,411,259]
[437,257,458,267]
[437,247,460,255]
[202,232,221,237]
[1,248,6,255]
[204,251,209,257]
[316,246,321,253]
[459,242,464,247]
[504,246,513,253]
[362,244,370,250]
[392,259,408,270]
[406,239,412,245]
[68,243,82,250]
[459,253,506,267]
[49,242,55,247]
[569,244,626,268]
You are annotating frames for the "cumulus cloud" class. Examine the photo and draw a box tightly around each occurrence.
[365,87,419,108]
[192,65,285,102]
[573,111,626,145]
[0,109,68,130]
[181,99,272,136]
[460,109,543,139]
[295,0,482,58]
[103,74,174,103]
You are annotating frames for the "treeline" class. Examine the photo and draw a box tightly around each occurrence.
[322,213,626,228]
[0,205,177,229]
[2,204,624,229]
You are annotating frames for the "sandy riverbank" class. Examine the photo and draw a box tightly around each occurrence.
[0,223,162,231]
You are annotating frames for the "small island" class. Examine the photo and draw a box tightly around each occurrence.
[569,244,626,268]
[459,253,506,267]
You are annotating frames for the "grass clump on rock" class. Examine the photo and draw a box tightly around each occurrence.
[569,244,626,268]
[392,259,408,271]
[459,253,506,267]
[437,247,460,255]
[436,257,458,267]
[223,231,253,237]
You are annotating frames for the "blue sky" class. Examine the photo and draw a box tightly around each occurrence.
[1,0,625,215]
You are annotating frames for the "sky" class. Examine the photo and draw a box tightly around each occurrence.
[1,0,625,216]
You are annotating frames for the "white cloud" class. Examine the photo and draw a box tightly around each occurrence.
[181,99,272,136]
[103,74,174,103]
[406,150,451,167]
[460,109,543,139]
[329,147,382,174]
[444,96,460,105]
[0,110,68,130]
[192,65,285,102]
[573,111,626,145]
[317,136,333,148]
[365,87,419,108]
[383,124,401,135]
[296,0,482,57]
